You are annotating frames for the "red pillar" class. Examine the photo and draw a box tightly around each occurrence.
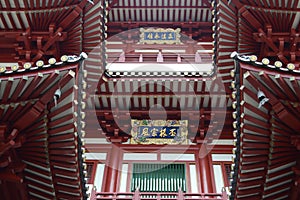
[290,178,300,200]
[198,144,214,193]
[290,165,300,200]
[103,143,121,192]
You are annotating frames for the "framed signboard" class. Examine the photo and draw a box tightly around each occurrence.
[139,28,182,44]
[130,120,188,144]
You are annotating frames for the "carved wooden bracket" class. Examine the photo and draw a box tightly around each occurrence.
[14,24,67,64]
[0,125,25,183]
[291,135,300,151]
[253,26,300,65]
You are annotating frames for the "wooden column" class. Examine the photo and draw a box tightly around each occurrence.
[290,167,300,200]
[103,143,121,192]
[198,144,214,193]
[290,179,300,200]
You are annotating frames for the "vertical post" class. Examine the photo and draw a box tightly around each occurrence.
[221,187,228,200]
[133,187,141,200]
[103,143,121,193]
[178,187,184,200]
[290,168,300,200]
[289,180,300,200]
[198,144,214,193]
[90,186,97,200]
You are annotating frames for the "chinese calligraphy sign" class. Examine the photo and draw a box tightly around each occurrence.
[130,120,188,144]
[139,28,182,44]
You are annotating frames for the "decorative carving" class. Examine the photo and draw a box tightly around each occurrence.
[253,26,300,66]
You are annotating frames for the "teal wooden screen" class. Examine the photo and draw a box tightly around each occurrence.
[131,163,186,192]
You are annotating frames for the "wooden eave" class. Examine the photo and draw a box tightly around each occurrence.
[92,70,234,142]
[106,0,213,41]
[213,0,300,92]
[0,0,104,65]
[0,56,88,199]
[230,53,300,200]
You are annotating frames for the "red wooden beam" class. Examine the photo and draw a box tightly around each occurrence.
[27,0,89,62]
[24,169,54,186]
[265,190,291,200]
[240,154,269,163]
[263,181,291,196]
[0,171,22,183]
[27,179,54,193]
[51,161,80,171]
[50,155,78,162]
[107,21,213,28]
[52,168,79,178]
[243,69,300,131]
[270,155,296,168]
[25,164,51,178]
[237,178,264,188]
[198,145,214,193]
[258,72,287,99]
[240,161,268,171]
[237,186,262,196]
[243,115,269,128]
[48,103,73,118]
[291,136,300,150]
[9,77,28,102]
[1,78,13,103]
[242,124,270,136]
[103,144,121,192]
[95,109,230,116]
[27,186,55,200]
[54,184,81,194]
[20,75,44,100]
[48,130,75,141]
[0,139,15,156]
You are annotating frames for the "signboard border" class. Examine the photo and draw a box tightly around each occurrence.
[130,119,188,145]
[139,28,182,44]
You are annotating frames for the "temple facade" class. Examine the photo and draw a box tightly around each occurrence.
[0,0,299,200]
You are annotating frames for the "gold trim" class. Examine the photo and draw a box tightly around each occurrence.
[139,28,182,44]
[130,120,188,145]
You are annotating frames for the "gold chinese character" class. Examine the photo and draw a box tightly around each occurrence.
[159,128,167,137]
[142,128,149,136]
[151,128,158,137]
[154,33,160,39]
[169,128,177,136]
[161,33,167,40]
[147,33,153,39]
[168,33,173,39]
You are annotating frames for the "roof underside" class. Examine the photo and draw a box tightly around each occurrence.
[107,0,213,41]
[0,60,87,199]
[231,55,300,200]
[91,75,234,141]
[1,0,300,199]
[213,0,300,89]
[0,0,102,65]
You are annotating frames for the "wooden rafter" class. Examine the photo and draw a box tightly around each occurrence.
[0,56,88,199]
[253,27,300,64]
[243,70,300,131]
[14,25,67,63]
[0,125,25,187]
[231,54,300,200]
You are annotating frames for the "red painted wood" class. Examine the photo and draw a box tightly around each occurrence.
[198,146,214,193]
[290,177,300,200]
[103,144,121,192]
